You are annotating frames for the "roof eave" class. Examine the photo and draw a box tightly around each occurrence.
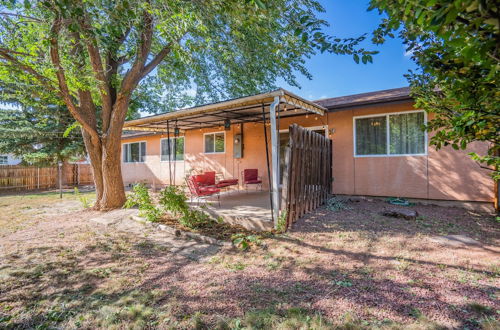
[123,89,326,130]
[325,95,413,111]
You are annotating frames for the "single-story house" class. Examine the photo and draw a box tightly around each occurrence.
[121,87,496,229]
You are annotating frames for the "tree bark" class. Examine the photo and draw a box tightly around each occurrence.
[101,138,126,209]
[81,130,104,209]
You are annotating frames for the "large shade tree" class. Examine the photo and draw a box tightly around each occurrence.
[369,0,499,180]
[0,0,374,209]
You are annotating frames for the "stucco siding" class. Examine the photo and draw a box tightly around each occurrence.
[121,101,494,203]
[326,101,493,202]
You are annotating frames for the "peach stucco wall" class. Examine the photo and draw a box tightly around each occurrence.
[121,101,494,202]
[327,101,493,202]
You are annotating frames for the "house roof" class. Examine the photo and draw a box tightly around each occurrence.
[121,130,157,140]
[121,87,412,136]
[315,87,411,111]
[123,89,326,133]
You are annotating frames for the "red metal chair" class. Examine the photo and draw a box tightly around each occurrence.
[242,169,262,191]
[186,175,221,206]
[205,171,238,189]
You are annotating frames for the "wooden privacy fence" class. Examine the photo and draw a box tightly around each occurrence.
[281,124,332,229]
[63,163,94,185]
[0,163,94,192]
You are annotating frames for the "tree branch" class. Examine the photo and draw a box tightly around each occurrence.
[49,16,99,141]
[119,9,154,96]
[0,49,57,92]
[0,47,38,58]
[139,42,175,80]
[0,12,42,22]
[80,17,113,131]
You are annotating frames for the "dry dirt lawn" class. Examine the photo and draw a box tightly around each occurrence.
[0,191,498,329]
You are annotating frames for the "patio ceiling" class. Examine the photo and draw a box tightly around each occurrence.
[123,89,326,133]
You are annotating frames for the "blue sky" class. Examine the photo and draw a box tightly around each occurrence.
[277,0,416,100]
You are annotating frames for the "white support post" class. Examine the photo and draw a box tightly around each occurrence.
[270,96,280,228]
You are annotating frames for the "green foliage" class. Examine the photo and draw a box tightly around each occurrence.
[0,0,374,114]
[334,280,353,288]
[124,184,163,222]
[74,187,91,209]
[158,185,189,217]
[276,210,287,233]
[231,233,262,250]
[369,0,499,179]
[326,196,351,212]
[158,185,212,228]
[0,106,85,166]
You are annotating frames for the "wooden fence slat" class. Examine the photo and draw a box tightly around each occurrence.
[0,164,94,192]
[280,123,333,230]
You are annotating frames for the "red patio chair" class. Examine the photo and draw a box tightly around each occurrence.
[192,174,208,186]
[186,175,221,206]
[242,169,262,192]
[205,171,238,189]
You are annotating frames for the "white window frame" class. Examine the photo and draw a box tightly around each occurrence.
[0,155,8,165]
[160,136,185,162]
[122,141,147,163]
[203,131,226,154]
[353,110,427,158]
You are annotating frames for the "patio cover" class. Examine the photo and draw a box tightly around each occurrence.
[123,88,326,132]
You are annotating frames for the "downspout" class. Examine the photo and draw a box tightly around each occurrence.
[262,105,273,224]
[269,96,280,228]
[167,120,172,186]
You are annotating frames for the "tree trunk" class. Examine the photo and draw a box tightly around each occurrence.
[100,137,126,210]
[82,130,104,209]
[82,128,126,210]
[80,97,129,210]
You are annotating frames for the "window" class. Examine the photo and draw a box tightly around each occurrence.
[0,156,7,165]
[204,132,225,153]
[123,142,146,163]
[161,137,184,161]
[354,111,426,156]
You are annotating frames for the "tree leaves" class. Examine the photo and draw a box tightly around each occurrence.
[370,0,499,179]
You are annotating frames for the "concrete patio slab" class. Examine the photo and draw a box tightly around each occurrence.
[199,190,274,231]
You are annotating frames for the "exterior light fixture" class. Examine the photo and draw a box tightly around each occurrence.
[224,119,231,131]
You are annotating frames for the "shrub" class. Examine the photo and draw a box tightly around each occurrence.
[158,185,212,229]
[158,185,189,216]
[231,234,262,250]
[124,183,163,222]
[74,187,91,209]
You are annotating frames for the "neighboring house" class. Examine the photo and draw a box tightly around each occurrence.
[120,87,494,207]
[0,154,22,165]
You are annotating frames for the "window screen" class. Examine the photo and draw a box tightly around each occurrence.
[204,133,225,153]
[355,116,387,155]
[354,112,425,156]
[161,137,184,161]
[123,142,146,162]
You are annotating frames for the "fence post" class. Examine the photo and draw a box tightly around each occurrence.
[37,167,40,189]
[58,161,62,198]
